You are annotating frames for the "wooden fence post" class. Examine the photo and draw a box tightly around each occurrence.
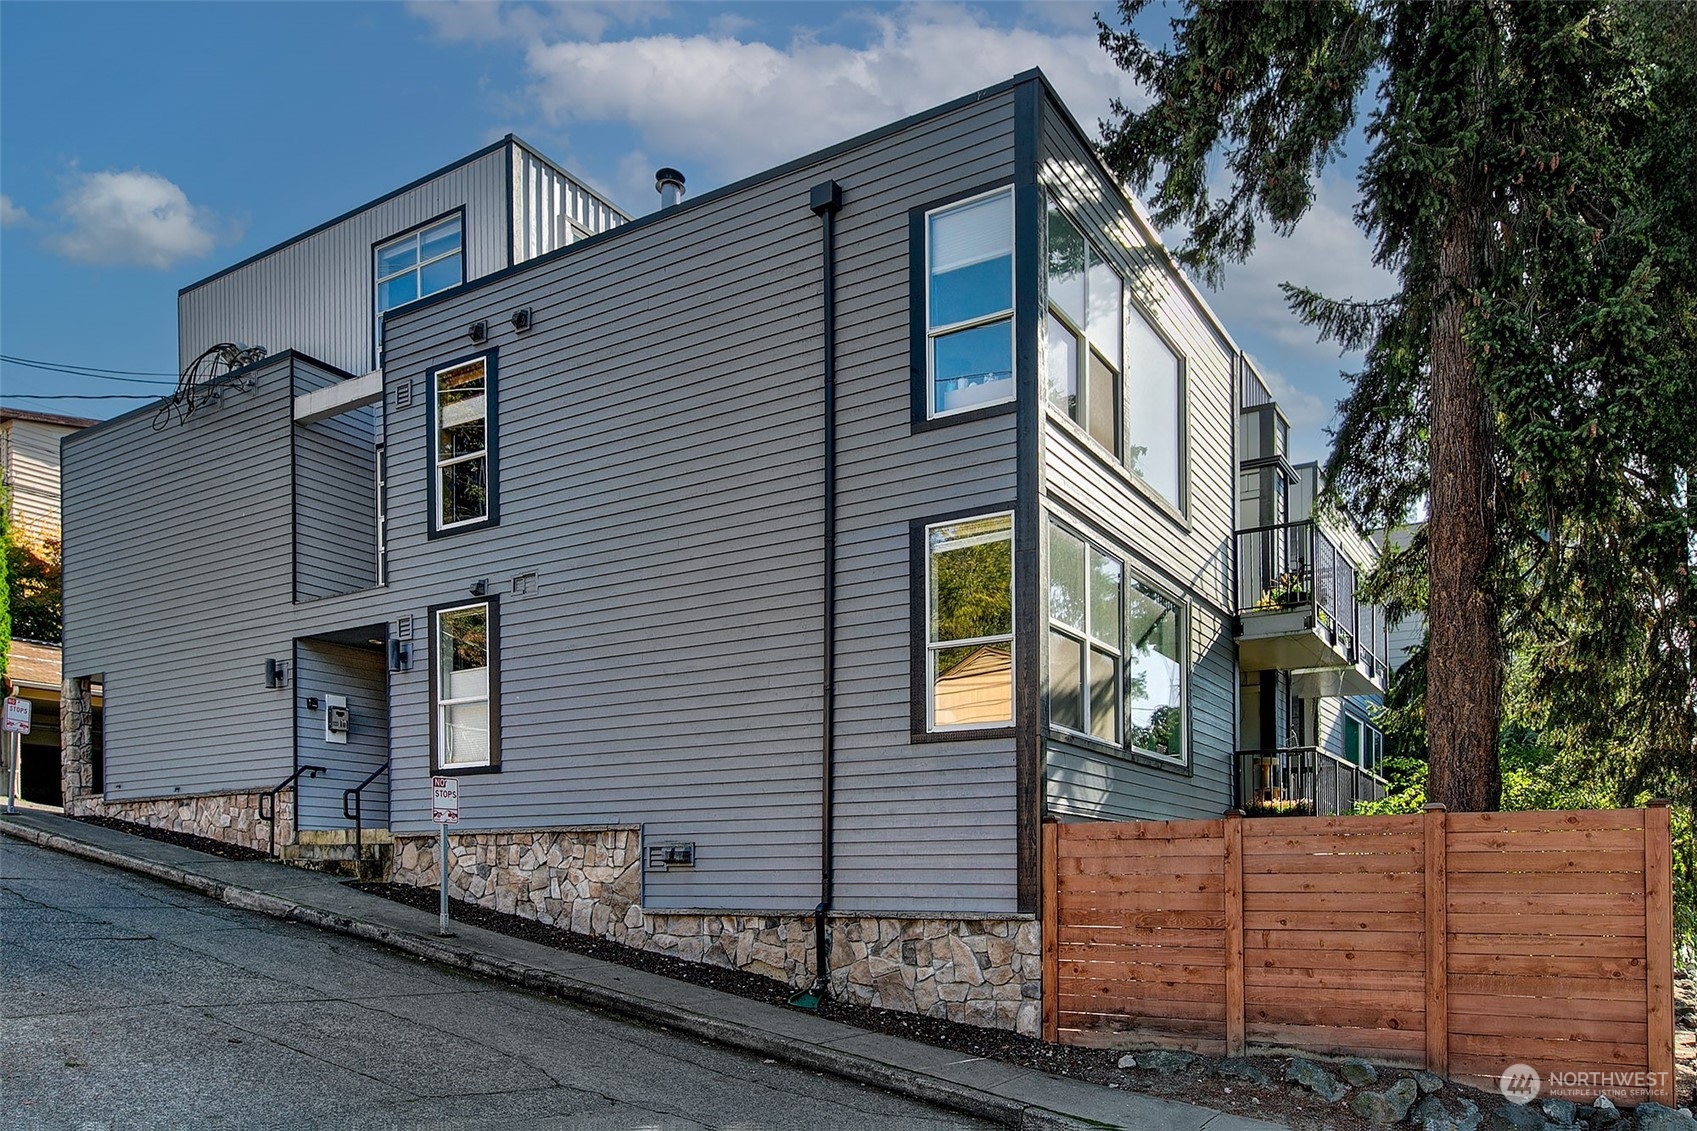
[1224,810,1245,1057]
[1645,800,1674,1105]
[1042,820,1060,1044]
[1423,803,1448,1077]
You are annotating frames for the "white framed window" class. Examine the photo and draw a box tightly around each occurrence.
[1046,518,1188,763]
[925,513,1015,730]
[926,189,1014,418]
[431,355,494,532]
[375,215,463,360]
[433,600,497,771]
[1045,200,1186,510]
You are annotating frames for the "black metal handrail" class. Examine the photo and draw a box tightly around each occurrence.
[258,765,326,857]
[1233,519,1390,684]
[342,760,390,854]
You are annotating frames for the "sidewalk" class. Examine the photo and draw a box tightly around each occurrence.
[0,809,1283,1131]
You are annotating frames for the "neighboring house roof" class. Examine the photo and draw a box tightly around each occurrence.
[0,408,99,429]
[6,639,63,692]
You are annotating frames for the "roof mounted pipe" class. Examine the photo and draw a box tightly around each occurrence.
[655,168,686,209]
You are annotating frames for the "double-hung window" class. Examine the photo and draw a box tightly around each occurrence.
[924,513,1014,729]
[433,600,498,771]
[1047,519,1187,762]
[1045,202,1186,509]
[375,216,463,360]
[925,189,1014,418]
[431,354,495,532]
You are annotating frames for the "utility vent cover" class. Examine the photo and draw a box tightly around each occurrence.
[394,380,413,409]
[646,843,695,871]
[396,615,413,640]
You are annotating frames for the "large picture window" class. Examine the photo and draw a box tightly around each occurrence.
[1045,201,1186,510]
[925,189,1014,418]
[1047,519,1187,763]
[430,354,495,533]
[433,600,498,771]
[925,513,1014,730]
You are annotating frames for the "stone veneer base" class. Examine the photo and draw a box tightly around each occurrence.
[65,789,290,856]
[390,828,1041,1036]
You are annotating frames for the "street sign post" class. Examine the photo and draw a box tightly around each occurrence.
[431,776,459,936]
[2,697,30,815]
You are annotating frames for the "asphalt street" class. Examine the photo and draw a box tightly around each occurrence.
[0,838,998,1131]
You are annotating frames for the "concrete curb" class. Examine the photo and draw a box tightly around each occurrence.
[3,820,1103,1131]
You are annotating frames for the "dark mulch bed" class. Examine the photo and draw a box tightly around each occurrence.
[348,880,1511,1130]
[70,814,273,862]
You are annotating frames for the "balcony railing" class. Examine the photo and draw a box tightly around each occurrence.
[1234,519,1389,680]
[1234,746,1388,817]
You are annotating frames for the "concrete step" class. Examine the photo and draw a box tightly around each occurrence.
[282,832,392,881]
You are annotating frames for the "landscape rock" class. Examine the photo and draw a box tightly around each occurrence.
[1633,1102,1697,1131]
[1413,1095,1483,1131]
[1284,1057,1347,1102]
[1348,1077,1417,1124]
[1537,1097,1576,1126]
[1590,1096,1620,1126]
[1214,1057,1273,1087]
[1133,1049,1196,1075]
[1340,1057,1379,1086]
[1487,1101,1546,1131]
[1415,1071,1447,1095]
[1116,1054,1137,1070]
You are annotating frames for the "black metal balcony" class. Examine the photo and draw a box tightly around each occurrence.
[1233,520,1388,695]
[1234,746,1388,817]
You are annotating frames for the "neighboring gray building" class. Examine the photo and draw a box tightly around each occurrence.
[60,70,1386,1037]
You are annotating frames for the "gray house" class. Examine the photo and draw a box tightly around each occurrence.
[60,70,1385,1036]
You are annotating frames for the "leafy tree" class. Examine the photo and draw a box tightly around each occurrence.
[1097,0,1694,812]
[5,526,62,645]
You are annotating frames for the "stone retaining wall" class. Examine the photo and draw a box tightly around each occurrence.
[66,789,289,854]
[391,827,1040,1035]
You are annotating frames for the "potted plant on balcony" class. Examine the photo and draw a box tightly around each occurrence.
[1254,570,1311,611]
[1244,796,1316,817]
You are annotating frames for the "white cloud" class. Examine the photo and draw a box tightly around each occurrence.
[420,3,1144,192]
[48,169,225,269]
[0,194,27,227]
[1202,173,1393,362]
[1249,356,1334,434]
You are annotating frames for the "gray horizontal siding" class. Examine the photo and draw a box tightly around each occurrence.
[1036,91,1238,823]
[369,89,1022,913]
[292,361,379,601]
[61,359,300,799]
[178,148,510,377]
[293,639,389,830]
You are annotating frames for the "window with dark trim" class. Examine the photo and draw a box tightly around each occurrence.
[1044,200,1186,510]
[431,599,498,772]
[924,512,1015,730]
[924,188,1015,418]
[376,215,463,360]
[1046,518,1188,764]
[428,352,497,534]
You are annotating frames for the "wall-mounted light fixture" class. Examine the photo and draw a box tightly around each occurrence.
[468,320,489,343]
[388,639,412,673]
[510,308,532,332]
[469,579,488,597]
[264,659,289,689]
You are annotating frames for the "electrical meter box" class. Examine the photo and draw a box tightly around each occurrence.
[324,694,350,744]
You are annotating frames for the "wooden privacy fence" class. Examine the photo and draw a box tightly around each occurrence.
[1042,804,1675,1104]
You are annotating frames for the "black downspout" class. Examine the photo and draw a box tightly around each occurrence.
[796,179,844,1007]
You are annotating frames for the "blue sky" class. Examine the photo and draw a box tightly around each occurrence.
[0,1,1388,462]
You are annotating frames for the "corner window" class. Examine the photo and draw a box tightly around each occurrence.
[430,354,496,533]
[433,600,497,771]
[1045,201,1185,510]
[376,215,463,359]
[1047,519,1187,763]
[925,513,1014,730]
[1344,713,1384,775]
[926,189,1014,418]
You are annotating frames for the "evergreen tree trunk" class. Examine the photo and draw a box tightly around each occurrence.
[1426,202,1503,812]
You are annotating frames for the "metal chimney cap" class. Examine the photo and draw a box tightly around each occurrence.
[655,167,686,192]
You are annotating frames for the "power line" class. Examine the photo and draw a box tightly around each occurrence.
[0,349,179,385]
[2,394,160,401]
